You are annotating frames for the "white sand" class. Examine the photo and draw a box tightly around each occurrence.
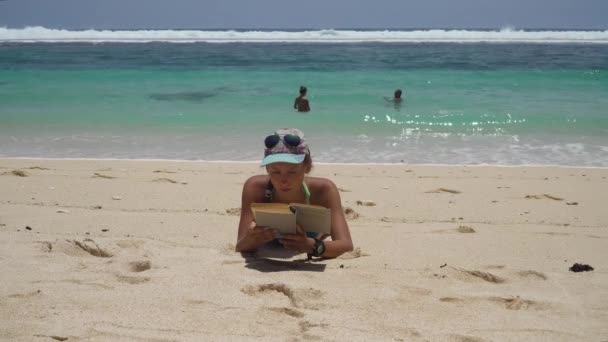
[1,159,607,341]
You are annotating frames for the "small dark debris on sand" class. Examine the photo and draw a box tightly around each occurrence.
[566,202,578,206]
[569,263,594,272]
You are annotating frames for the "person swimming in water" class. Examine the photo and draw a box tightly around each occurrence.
[384,89,403,103]
[294,86,311,112]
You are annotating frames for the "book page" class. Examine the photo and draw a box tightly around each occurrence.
[291,204,331,234]
[251,205,296,235]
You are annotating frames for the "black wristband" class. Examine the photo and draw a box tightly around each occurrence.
[310,238,325,257]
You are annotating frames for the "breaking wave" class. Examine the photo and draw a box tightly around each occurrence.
[1,26,607,43]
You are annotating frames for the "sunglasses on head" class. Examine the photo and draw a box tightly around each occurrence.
[264,134,302,149]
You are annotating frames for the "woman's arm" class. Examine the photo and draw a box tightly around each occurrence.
[320,179,353,258]
[235,176,277,252]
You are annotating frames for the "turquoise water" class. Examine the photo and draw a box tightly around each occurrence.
[1,42,607,165]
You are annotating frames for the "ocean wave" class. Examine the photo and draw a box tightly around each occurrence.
[1,27,608,43]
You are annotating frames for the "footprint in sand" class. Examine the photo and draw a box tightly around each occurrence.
[426,188,461,194]
[71,239,113,257]
[153,170,177,174]
[36,241,53,253]
[93,172,116,179]
[115,239,146,249]
[489,296,545,310]
[484,265,505,270]
[338,247,369,259]
[152,177,178,184]
[48,239,114,258]
[448,334,488,342]
[400,286,432,297]
[525,194,563,201]
[299,320,329,332]
[439,297,463,303]
[32,335,69,341]
[516,270,547,280]
[456,225,475,233]
[539,232,570,236]
[220,243,245,264]
[5,170,28,177]
[242,283,299,306]
[115,274,150,284]
[266,307,305,318]
[220,243,237,255]
[356,200,376,206]
[448,267,506,284]
[241,283,324,309]
[8,289,42,299]
[225,207,241,216]
[441,295,546,311]
[220,243,248,265]
[127,260,151,272]
[343,207,360,220]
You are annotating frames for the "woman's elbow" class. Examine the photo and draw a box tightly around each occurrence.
[345,241,354,252]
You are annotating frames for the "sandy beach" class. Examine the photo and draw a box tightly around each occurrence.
[1,158,607,341]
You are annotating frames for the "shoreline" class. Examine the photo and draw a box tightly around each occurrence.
[3,157,608,170]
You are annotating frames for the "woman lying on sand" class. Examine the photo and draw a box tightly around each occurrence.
[236,128,353,258]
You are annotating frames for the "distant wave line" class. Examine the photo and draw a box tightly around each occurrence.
[1,26,608,43]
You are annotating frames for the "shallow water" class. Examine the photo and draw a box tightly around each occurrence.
[1,41,607,165]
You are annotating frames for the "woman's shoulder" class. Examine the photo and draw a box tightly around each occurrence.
[306,176,338,192]
[243,174,270,189]
[242,175,271,203]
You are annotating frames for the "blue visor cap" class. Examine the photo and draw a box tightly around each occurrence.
[261,153,306,166]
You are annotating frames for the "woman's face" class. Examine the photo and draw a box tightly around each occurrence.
[266,162,306,193]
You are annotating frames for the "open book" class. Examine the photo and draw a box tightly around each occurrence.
[251,203,331,235]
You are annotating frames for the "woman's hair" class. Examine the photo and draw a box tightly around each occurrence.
[302,153,313,173]
[300,86,307,95]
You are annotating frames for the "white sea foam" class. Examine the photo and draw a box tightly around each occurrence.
[1,27,608,43]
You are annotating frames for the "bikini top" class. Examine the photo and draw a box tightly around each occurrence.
[265,180,310,204]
